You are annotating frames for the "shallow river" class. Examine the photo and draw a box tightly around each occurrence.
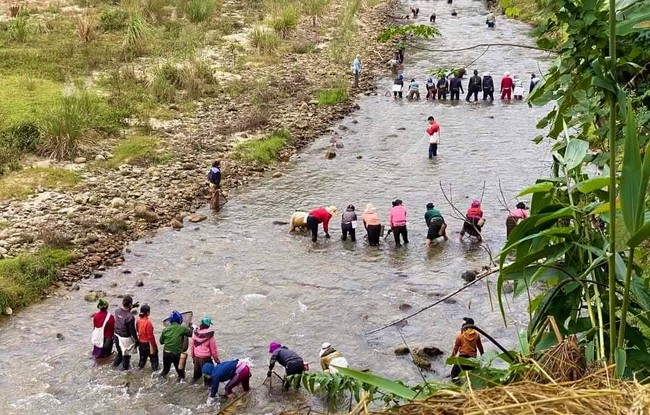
[0,0,553,413]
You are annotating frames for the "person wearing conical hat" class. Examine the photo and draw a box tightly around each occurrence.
[92,298,115,359]
[306,206,338,242]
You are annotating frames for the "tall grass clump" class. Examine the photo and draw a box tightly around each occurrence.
[185,0,217,23]
[141,0,168,23]
[331,0,360,63]
[75,14,96,43]
[0,249,76,312]
[39,92,100,160]
[233,129,290,164]
[249,27,280,54]
[123,10,150,55]
[301,0,329,26]
[270,4,299,38]
[8,8,30,43]
[179,58,216,98]
[317,87,348,105]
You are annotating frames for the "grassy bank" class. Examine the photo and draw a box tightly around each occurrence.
[0,249,76,312]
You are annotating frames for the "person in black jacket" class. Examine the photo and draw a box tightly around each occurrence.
[207,160,222,210]
[482,72,495,101]
[449,75,464,101]
[393,74,404,98]
[267,341,305,390]
[436,75,448,100]
[466,70,482,101]
[113,296,139,370]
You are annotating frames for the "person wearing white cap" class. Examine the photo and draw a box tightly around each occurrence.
[319,343,349,374]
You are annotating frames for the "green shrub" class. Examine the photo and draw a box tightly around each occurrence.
[0,143,21,176]
[5,122,41,152]
[233,129,289,164]
[0,249,76,312]
[99,8,128,31]
[270,5,299,38]
[150,72,176,102]
[249,27,280,54]
[39,92,100,160]
[123,11,150,55]
[316,87,348,106]
[185,0,217,23]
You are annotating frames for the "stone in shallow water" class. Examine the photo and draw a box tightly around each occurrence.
[394,346,410,356]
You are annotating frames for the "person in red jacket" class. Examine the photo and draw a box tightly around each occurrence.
[306,206,338,242]
[92,298,115,359]
[136,304,159,371]
[500,72,513,100]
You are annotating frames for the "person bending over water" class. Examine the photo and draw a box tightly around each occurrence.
[506,202,529,237]
[424,203,448,245]
[203,359,251,404]
[341,204,358,242]
[460,200,485,242]
[268,341,305,390]
[362,204,382,246]
[307,206,337,242]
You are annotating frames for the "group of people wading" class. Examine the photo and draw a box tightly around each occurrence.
[92,297,349,403]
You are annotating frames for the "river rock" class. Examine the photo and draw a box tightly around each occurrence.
[93,272,104,278]
[134,205,159,222]
[272,172,283,178]
[412,348,433,369]
[74,194,89,205]
[422,346,443,357]
[394,346,410,356]
[461,270,477,282]
[56,333,64,340]
[325,149,336,159]
[356,155,362,159]
[111,198,126,208]
[188,214,207,223]
[84,292,98,302]
[171,219,183,229]
[95,154,106,161]
[135,279,144,287]
[503,281,514,294]
[3,307,12,316]
[74,157,87,164]
[398,303,412,311]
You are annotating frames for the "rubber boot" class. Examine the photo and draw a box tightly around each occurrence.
[122,355,131,371]
[113,352,123,369]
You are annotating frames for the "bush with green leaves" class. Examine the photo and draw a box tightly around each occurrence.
[316,87,348,106]
[8,8,30,43]
[99,8,128,31]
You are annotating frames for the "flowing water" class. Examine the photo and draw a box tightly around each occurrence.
[0,1,553,413]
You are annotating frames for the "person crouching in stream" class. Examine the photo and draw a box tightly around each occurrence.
[319,342,349,374]
[136,304,159,371]
[159,310,193,381]
[341,204,358,242]
[460,200,485,242]
[307,206,338,242]
[450,317,484,383]
[203,359,251,405]
[92,298,115,360]
[267,341,305,390]
[424,203,448,245]
[506,202,529,237]
[191,316,220,385]
[362,204,382,246]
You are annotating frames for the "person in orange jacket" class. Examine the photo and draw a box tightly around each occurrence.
[136,304,159,370]
[450,317,484,381]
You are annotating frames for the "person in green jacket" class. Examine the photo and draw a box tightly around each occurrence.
[424,203,448,245]
[159,310,193,380]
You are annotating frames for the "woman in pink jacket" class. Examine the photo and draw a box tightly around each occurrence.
[389,199,409,247]
[191,316,220,384]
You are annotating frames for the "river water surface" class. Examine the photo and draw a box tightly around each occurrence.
[0,1,552,413]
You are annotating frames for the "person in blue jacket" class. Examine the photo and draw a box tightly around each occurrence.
[202,359,251,404]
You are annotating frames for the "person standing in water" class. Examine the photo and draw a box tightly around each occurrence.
[449,74,464,101]
[362,204,382,246]
[389,199,409,247]
[136,304,159,371]
[306,206,337,242]
[513,75,524,100]
[207,160,222,211]
[113,296,138,370]
[267,341,305,390]
[450,317,484,382]
[529,73,540,93]
[92,298,115,359]
[506,202,529,237]
[352,55,362,88]
[466,70,482,102]
[341,204,358,242]
[426,116,441,159]
[437,75,448,100]
[500,72,513,100]
[393,74,405,98]
[482,72,495,101]
[190,316,220,384]
[159,310,193,381]
[486,12,496,28]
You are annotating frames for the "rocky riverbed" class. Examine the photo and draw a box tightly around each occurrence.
[0,0,397,297]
